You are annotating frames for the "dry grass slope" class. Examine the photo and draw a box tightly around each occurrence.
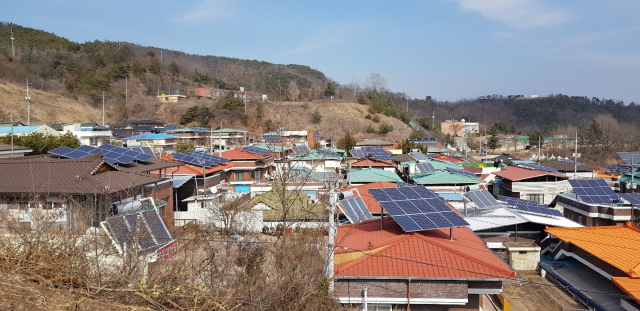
[0,80,103,124]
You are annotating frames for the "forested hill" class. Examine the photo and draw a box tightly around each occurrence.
[0,22,328,101]
[407,95,640,134]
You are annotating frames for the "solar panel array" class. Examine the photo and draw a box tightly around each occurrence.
[340,196,374,223]
[292,146,310,154]
[125,146,156,158]
[173,152,228,167]
[350,146,394,160]
[559,157,585,167]
[617,152,640,166]
[499,196,564,217]
[446,167,477,178]
[242,146,271,156]
[162,124,178,132]
[104,209,173,253]
[397,182,411,187]
[416,162,436,173]
[620,193,640,205]
[368,186,469,232]
[314,149,342,158]
[264,135,283,144]
[519,163,560,173]
[410,151,429,161]
[190,127,211,132]
[467,190,500,208]
[49,144,155,165]
[569,179,619,204]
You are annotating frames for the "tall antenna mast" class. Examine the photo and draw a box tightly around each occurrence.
[25,78,32,125]
[10,25,15,57]
[99,92,107,126]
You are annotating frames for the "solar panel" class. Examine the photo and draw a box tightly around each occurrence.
[104,209,173,254]
[519,163,560,173]
[349,146,394,160]
[190,127,210,132]
[368,186,469,232]
[446,167,476,178]
[498,195,564,217]
[314,149,342,158]
[263,135,283,144]
[242,146,271,156]
[620,193,640,205]
[410,151,429,161]
[558,157,586,167]
[467,190,499,208]
[292,146,310,154]
[125,146,157,159]
[49,146,75,157]
[141,147,155,156]
[340,196,374,223]
[618,152,640,166]
[350,147,366,158]
[162,124,178,132]
[568,179,618,204]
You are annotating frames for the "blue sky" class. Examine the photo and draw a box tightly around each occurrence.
[3,0,640,103]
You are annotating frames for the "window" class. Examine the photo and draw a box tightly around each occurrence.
[519,251,528,254]
[234,172,245,181]
[254,170,261,182]
[578,216,583,225]
[527,194,544,204]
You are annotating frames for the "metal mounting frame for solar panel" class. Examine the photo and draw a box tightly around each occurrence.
[340,196,374,223]
[617,152,640,166]
[368,186,469,232]
[519,163,560,173]
[102,209,173,254]
[467,190,500,209]
[416,162,436,173]
[446,167,476,178]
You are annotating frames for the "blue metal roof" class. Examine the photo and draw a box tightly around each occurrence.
[0,126,42,134]
[172,176,193,188]
[122,133,180,140]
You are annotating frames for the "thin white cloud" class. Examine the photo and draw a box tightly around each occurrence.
[455,0,569,29]
[282,21,363,56]
[172,0,237,25]
[582,52,640,69]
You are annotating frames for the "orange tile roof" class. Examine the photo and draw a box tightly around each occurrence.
[335,219,518,279]
[546,223,640,278]
[351,158,394,167]
[612,277,640,303]
[221,148,271,160]
[340,182,398,213]
[494,166,567,181]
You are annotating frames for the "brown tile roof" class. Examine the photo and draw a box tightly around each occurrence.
[0,153,161,195]
[0,143,31,152]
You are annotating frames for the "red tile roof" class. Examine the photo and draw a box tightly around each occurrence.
[340,182,398,213]
[612,277,640,304]
[335,219,518,280]
[221,148,271,160]
[494,166,567,181]
[351,158,394,167]
[161,154,235,176]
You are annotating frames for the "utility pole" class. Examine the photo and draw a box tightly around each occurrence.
[574,131,578,179]
[25,78,32,125]
[99,92,107,126]
[10,113,14,157]
[10,25,15,57]
[125,76,128,105]
[538,136,541,165]
[431,111,435,130]
[243,88,247,113]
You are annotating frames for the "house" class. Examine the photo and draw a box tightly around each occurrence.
[122,133,180,155]
[543,223,640,311]
[347,168,402,185]
[0,125,60,137]
[0,143,32,158]
[410,169,485,187]
[356,138,396,151]
[276,130,317,148]
[333,219,519,310]
[540,160,594,179]
[60,123,112,147]
[210,128,251,150]
[157,94,186,103]
[220,147,275,193]
[0,153,170,228]
[440,119,479,137]
[555,179,635,226]
[493,166,570,205]
[248,188,326,231]
[187,87,266,101]
[164,127,215,150]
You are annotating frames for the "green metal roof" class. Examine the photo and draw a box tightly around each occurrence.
[617,172,640,183]
[253,144,291,152]
[212,128,250,133]
[410,170,484,185]
[348,168,402,183]
[290,150,342,160]
[426,147,448,153]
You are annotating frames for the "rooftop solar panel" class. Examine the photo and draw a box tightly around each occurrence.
[568,179,618,204]
[498,195,565,218]
[410,151,429,161]
[368,186,468,232]
[446,167,477,178]
[292,146,310,154]
[519,163,560,173]
[49,146,75,157]
[620,193,640,205]
[242,146,271,156]
[618,152,640,166]
[340,196,374,223]
[162,124,178,132]
[264,135,283,144]
[467,190,499,208]
[349,146,394,160]
[315,149,342,158]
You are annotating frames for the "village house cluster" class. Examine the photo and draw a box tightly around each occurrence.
[2,119,640,311]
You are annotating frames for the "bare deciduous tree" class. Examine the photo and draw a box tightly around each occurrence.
[365,73,387,92]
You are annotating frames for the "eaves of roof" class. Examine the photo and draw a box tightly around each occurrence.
[494,166,567,181]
